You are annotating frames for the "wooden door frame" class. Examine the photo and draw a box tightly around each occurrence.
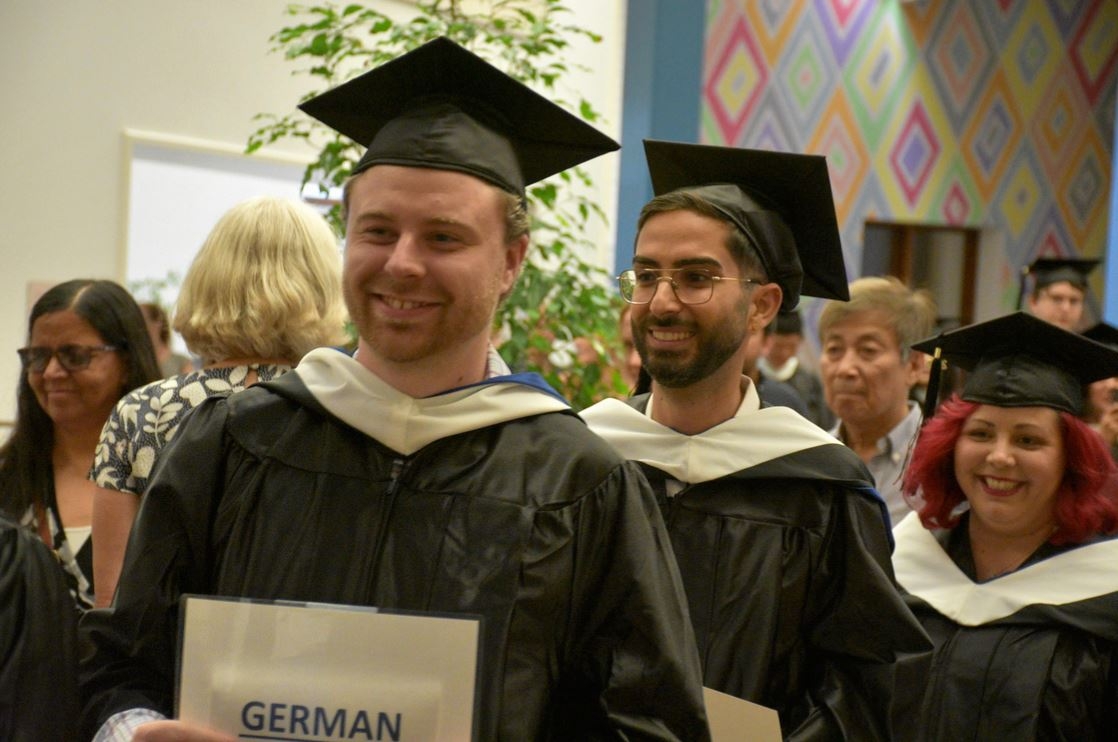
[864,219,979,326]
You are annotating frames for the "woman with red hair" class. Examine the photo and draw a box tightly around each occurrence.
[891,312,1118,741]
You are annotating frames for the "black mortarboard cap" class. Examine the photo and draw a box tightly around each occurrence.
[1027,257,1099,290]
[912,312,1118,416]
[298,37,619,196]
[642,139,849,310]
[1083,321,1118,349]
[1015,257,1100,308]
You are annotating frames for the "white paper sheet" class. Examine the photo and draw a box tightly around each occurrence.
[177,596,480,741]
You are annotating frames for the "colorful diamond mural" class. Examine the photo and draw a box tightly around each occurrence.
[961,71,1024,199]
[889,101,942,209]
[1046,0,1086,36]
[941,180,972,225]
[812,0,876,66]
[703,15,768,145]
[806,93,869,227]
[697,0,1115,292]
[995,147,1049,243]
[742,0,805,66]
[1058,130,1108,246]
[843,6,914,143]
[926,1,995,130]
[740,88,802,151]
[1032,205,1077,263]
[1069,1,1118,105]
[1031,65,1088,184]
[1002,2,1062,119]
[775,17,838,131]
[933,157,984,227]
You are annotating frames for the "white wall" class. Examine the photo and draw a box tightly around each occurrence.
[0,0,625,420]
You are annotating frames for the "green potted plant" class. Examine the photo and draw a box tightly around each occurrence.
[247,0,627,408]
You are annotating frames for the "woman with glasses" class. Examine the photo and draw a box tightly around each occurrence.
[0,280,159,609]
[89,196,347,608]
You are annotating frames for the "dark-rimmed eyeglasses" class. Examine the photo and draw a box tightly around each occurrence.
[17,345,120,373]
[617,268,759,305]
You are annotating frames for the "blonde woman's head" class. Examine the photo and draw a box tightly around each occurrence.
[173,197,347,363]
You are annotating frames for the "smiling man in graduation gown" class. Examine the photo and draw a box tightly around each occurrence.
[79,39,708,741]
[582,141,930,741]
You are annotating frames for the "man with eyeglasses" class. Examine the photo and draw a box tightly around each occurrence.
[1018,257,1099,332]
[583,141,929,741]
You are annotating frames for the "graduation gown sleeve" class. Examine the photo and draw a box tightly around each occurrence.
[78,397,230,736]
[783,484,921,741]
[0,517,80,741]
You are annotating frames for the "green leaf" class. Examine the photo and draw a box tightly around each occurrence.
[307,32,331,55]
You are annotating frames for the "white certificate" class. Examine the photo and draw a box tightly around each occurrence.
[177,596,481,741]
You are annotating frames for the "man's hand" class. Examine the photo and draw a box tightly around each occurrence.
[132,721,236,741]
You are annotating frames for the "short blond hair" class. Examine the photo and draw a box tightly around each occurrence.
[818,276,936,358]
[173,197,347,363]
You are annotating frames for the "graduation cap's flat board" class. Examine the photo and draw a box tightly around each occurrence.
[912,312,1118,415]
[299,37,619,194]
[642,139,848,309]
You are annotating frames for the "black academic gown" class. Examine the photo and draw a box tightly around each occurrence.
[0,516,80,741]
[79,368,709,741]
[582,393,931,741]
[891,512,1118,741]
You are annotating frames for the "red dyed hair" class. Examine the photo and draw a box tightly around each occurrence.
[903,394,1118,544]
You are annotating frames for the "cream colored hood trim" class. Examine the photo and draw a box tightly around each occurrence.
[581,381,838,483]
[892,512,1118,625]
[296,348,569,456]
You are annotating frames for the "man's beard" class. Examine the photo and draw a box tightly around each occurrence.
[634,310,748,389]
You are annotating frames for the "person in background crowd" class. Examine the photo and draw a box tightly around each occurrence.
[1019,257,1099,332]
[584,140,929,740]
[758,309,833,428]
[892,312,1118,741]
[0,280,159,609]
[743,321,809,416]
[80,38,708,742]
[138,303,193,378]
[90,196,348,608]
[819,276,937,526]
